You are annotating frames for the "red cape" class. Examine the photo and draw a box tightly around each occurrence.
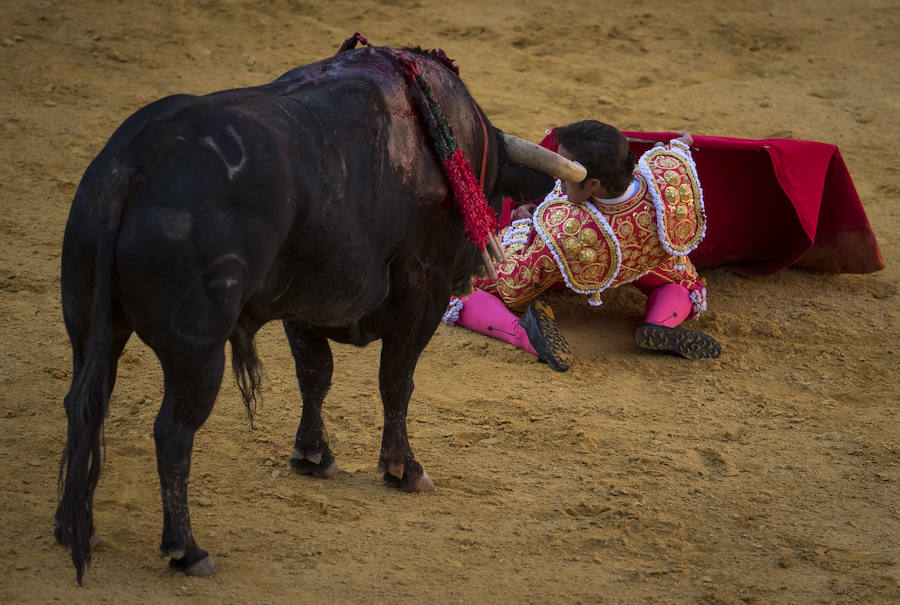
[521,130,884,275]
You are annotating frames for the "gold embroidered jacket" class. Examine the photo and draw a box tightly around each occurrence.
[532,140,706,305]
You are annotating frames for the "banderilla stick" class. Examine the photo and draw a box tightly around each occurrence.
[488,232,508,264]
[481,247,498,281]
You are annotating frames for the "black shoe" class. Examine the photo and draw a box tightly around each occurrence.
[634,322,722,360]
[519,301,573,371]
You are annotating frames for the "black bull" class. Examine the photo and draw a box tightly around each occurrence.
[55,44,554,582]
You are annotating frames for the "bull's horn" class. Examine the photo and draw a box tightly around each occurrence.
[500,133,587,182]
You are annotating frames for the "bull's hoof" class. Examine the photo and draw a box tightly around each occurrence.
[290,448,339,478]
[408,471,434,492]
[185,555,218,577]
[169,550,217,577]
[379,459,434,492]
[384,469,434,492]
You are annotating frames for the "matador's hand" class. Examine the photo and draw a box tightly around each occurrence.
[675,131,694,147]
[511,203,537,221]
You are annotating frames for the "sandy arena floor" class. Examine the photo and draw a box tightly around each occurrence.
[1,1,898,603]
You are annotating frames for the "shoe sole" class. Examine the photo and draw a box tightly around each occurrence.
[634,323,722,360]
[519,301,573,371]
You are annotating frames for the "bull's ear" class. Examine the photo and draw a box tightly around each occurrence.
[507,167,555,204]
[493,136,555,203]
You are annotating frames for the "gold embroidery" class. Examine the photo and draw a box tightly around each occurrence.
[644,147,705,254]
[675,222,692,239]
[562,237,583,257]
[582,264,602,279]
[664,186,679,204]
[514,151,706,304]
[579,227,598,245]
[534,200,619,292]
[547,208,566,226]
[654,155,680,170]
[562,217,581,235]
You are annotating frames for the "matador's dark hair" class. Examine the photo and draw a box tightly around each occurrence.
[555,120,634,198]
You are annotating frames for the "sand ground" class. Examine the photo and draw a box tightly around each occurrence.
[1,1,898,603]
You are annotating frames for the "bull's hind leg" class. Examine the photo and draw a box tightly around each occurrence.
[153,345,224,576]
[283,321,339,478]
[377,325,441,493]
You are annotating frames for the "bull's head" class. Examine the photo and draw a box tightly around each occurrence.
[488,131,586,213]
[449,131,585,296]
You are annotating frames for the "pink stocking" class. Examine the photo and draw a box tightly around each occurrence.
[456,289,538,356]
[644,283,693,327]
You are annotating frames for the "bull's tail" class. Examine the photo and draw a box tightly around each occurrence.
[230,324,262,426]
[56,162,132,585]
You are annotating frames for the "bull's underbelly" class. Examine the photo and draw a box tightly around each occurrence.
[277,268,392,327]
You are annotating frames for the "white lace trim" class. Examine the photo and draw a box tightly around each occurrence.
[690,286,708,317]
[543,179,565,203]
[442,297,464,326]
[502,218,534,248]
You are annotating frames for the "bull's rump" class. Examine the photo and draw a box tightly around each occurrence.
[66,46,477,342]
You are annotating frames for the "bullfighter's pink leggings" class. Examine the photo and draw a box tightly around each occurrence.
[456,289,538,356]
[642,282,693,328]
[456,283,693,352]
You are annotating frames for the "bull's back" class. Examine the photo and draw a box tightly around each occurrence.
[68,47,475,342]
[237,47,475,326]
[255,49,458,320]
